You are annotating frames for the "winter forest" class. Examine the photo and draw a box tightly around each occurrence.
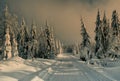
[79,10,120,61]
[0,1,120,81]
[1,5,120,61]
[0,5,63,60]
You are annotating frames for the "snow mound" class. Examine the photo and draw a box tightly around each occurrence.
[31,76,44,81]
[9,56,25,63]
[57,54,65,58]
[89,58,120,68]
[100,59,120,67]
[47,67,53,73]
[0,57,56,81]
[0,56,25,72]
[89,59,101,66]
[0,76,17,81]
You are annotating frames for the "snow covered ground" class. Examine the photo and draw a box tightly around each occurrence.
[88,59,120,81]
[0,57,56,81]
[0,53,120,81]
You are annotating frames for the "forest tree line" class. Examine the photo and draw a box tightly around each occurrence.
[1,5,120,61]
[73,10,120,61]
[0,5,63,60]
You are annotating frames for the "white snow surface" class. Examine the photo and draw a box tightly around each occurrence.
[88,58,120,81]
[0,56,56,81]
[0,54,120,81]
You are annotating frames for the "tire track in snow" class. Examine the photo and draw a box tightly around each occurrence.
[70,55,93,81]
[18,60,58,81]
[19,54,116,81]
[71,55,114,81]
[48,54,91,81]
[46,59,64,81]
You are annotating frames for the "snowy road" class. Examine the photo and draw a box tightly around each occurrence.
[19,53,115,81]
[45,54,113,81]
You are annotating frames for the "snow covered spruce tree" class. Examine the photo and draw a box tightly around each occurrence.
[12,33,18,57]
[0,5,19,44]
[0,5,11,60]
[0,5,19,60]
[0,5,11,48]
[54,39,59,54]
[80,18,91,61]
[3,26,12,60]
[30,20,38,58]
[11,14,19,38]
[101,12,110,57]
[58,40,63,54]
[107,10,120,59]
[44,21,51,58]
[50,26,56,56]
[55,39,63,55]
[44,21,55,59]
[73,43,80,55]
[38,27,48,58]
[17,18,29,59]
[110,10,120,47]
[111,10,120,36]
[94,10,104,58]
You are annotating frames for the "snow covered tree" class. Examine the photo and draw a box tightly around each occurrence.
[0,5,11,47]
[18,18,29,59]
[0,5,13,60]
[110,10,120,47]
[101,12,110,56]
[58,40,63,54]
[11,14,19,38]
[17,18,25,58]
[31,21,37,40]
[44,21,55,59]
[45,21,51,58]
[55,39,63,54]
[50,26,56,56]
[30,20,38,58]
[95,10,101,55]
[54,39,59,54]
[38,26,48,58]
[3,27,12,60]
[111,10,119,36]
[80,18,91,61]
[73,43,80,55]
[0,5,19,45]
[0,5,20,60]
[12,35,18,57]
[107,10,120,59]
[94,10,104,58]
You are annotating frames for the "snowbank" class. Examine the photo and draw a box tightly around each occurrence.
[0,56,56,81]
[88,58,120,81]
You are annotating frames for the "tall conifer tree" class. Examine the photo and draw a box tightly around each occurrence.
[80,18,91,61]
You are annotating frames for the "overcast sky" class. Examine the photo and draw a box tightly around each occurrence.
[0,0,120,45]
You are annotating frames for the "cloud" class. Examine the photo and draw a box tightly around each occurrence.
[0,0,119,45]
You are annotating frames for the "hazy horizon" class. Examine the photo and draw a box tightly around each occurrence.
[0,0,120,45]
